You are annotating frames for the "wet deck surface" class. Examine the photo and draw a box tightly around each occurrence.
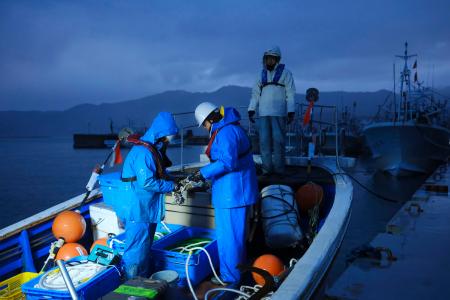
[326,163,450,299]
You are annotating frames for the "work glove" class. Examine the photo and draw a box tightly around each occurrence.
[172,180,185,205]
[187,170,205,183]
[173,179,183,194]
[173,192,185,206]
[248,110,256,123]
[287,112,295,125]
[172,178,186,205]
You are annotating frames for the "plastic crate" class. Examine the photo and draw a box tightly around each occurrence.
[98,172,130,221]
[108,223,184,255]
[150,227,218,287]
[0,272,38,300]
[153,223,185,244]
[21,258,121,300]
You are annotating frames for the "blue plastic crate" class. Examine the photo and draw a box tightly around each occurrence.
[153,223,184,244]
[150,227,218,287]
[98,172,131,221]
[21,257,121,300]
[108,223,184,255]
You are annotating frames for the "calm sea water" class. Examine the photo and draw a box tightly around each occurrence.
[316,155,428,295]
[0,137,204,229]
[0,137,428,290]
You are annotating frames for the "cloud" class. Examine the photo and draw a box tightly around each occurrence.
[0,0,449,110]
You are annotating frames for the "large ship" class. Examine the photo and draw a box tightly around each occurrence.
[363,42,450,176]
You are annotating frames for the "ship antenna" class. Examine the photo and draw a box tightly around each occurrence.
[395,41,417,121]
[393,62,396,122]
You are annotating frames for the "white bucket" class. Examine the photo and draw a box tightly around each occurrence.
[260,185,303,248]
[150,270,179,287]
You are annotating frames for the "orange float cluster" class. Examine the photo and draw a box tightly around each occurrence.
[52,210,88,261]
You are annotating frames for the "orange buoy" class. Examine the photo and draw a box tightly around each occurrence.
[56,243,88,261]
[90,237,108,252]
[252,254,285,285]
[295,182,324,214]
[52,210,86,243]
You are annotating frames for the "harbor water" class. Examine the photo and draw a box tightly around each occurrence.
[0,136,428,291]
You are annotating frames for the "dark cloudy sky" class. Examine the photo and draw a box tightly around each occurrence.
[1,0,449,111]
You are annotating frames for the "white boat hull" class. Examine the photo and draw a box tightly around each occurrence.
[364,122,450,176]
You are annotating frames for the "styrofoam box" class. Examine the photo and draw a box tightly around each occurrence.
[89,202,125,240]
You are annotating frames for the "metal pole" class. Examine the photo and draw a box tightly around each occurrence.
[300,103,304,156]
[334,105,342,171]
[181,128,184,171]
[180,125,198,172]
[56,260,79,300]
[335,105,338,156]
[393,62,397,122]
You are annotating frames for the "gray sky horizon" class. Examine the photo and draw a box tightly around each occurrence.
[1,0,449,111]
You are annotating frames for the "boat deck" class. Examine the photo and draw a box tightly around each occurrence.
[164,164,336,300]
[326,161,450,299]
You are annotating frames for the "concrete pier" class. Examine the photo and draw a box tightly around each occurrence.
[326,161,450,299]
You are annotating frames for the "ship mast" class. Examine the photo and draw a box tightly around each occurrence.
[395,41,417,121]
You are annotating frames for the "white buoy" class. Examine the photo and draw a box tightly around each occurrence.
[260,185,303,248]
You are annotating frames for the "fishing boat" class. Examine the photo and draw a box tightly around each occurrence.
[363,42,450,176]
[0,110,353,299]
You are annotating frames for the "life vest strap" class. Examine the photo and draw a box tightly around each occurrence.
[125,135,167,180]
[261,82,286,88]
[260,64,285,94]
[205,122,252,163]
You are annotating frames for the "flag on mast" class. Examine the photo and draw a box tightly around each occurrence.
[412,60,417,69]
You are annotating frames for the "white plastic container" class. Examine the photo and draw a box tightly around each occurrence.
[89,202,125,240]
[260,185,303,248]
[150,270,179,287]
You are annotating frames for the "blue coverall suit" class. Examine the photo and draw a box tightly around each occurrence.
[200,107,258,283]
[121,112,178,278]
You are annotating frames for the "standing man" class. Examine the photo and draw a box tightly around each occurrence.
[120,112,179,279]
[248,46,296,175]
[191,102,258,284]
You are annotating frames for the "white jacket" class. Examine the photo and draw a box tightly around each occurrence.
[248,64,296,117]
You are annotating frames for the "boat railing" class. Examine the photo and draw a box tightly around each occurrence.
[299,103,343,169]
[173,104,344,171]
[245,103,343,170]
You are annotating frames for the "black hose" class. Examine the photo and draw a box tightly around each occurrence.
[339,172,401,203]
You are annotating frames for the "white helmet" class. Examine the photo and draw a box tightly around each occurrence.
[264,46,282,58]
[195,102,218,127]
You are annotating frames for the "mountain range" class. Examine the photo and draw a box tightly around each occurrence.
[1,85,447,137]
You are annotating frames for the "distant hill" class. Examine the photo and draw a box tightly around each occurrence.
[0,86,403,137]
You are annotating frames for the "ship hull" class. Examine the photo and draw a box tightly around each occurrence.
[363,122,450,176]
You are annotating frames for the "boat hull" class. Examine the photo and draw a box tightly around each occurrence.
[364,122,450,176]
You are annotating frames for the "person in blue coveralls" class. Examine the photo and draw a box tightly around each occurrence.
[190,102,258,284]
[120,112,179,279]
